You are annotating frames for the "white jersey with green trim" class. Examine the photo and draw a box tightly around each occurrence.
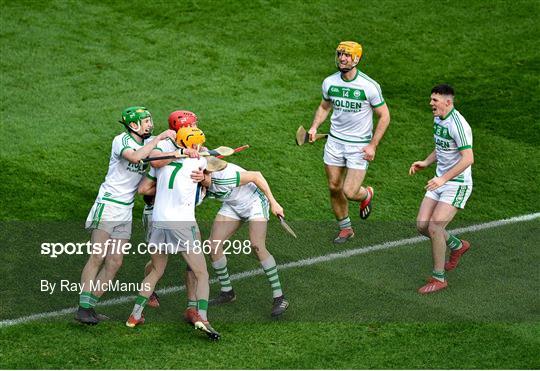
[433,108,473,185]
[322,70,385,143]
[149,157,207,226]
[207,163,259,207]
[96,132,150,208]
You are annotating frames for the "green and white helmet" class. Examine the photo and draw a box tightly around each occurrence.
[119,106,153,139]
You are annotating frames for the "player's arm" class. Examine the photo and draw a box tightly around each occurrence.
[409,150,437,175]
[239,171,284,217]
[138,176,156,196]
[148,145,201,169]
[426,148,474,191]
[122,130,176,164]
[308,99,332,142]
[363,104,391,161]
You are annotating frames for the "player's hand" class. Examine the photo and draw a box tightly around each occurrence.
[158,129,176,141]
[425,176,446,191]
[183,147,200,159]
[409,161,427,175]
[362,143,376,161]
[308,127,317,143]
[270,201,284,218]
[191,168,205,183]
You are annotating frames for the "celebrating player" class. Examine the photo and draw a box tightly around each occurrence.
[76,107,176,325]
[141,110,201,309]
[308,41,390,243]
[410,84,474,294]
[128,126,220,340]
[186,162,290,318]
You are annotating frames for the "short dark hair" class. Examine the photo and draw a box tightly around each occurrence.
[431,84,455,96]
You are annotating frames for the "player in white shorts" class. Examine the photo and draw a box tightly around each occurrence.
[308,41,391,244]
[76,106,176,325]
[141,110,201,309]
[126,126,220,340]
[188,161,290,317]
[409,84,474,294]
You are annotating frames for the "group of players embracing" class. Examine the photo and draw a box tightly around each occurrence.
[77,107,289,340]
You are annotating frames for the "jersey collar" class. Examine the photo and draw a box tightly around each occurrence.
[440,107,455,121]
[340,69,359,82]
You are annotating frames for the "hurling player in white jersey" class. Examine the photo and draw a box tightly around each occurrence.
[141,110,201,309]
[128,126,220,340]
[76,106,176,325]
[187,161,289,317]
[308,41,391,244]
[409,84,474,294]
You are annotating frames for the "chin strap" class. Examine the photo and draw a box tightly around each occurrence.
[118,121,151,140]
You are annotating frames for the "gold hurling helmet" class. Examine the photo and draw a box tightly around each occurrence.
[335,41,363,70]
[176,126,206,149]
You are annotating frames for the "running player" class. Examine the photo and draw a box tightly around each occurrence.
[409,84,474,294]
[76,106,175,325]
[308,41,391,243]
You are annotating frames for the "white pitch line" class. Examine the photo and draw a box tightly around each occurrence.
[1,212,538,328]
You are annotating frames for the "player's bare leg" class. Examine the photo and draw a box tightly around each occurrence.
[325,165,354,243]
[342,168,368,201]
[207,215,241,305]
[92,243,127,298]
[143,260,160,308]
[76,229,114,324]
[416,197,438,237]
[342,168,373,219]
[418,202,458,294]
[126,253,168,327]
[182,250,220,340]
[249,218,289,317]
[183,268,199,324]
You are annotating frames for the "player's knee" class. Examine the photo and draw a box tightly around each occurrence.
[328,182,342,195]
[192,268,209,282]
[427,221,443,237]
[416,221,429,236]
[342,187,356,200]
[87,254,105,267]
[152,264,166,278]
[105,256,123,273]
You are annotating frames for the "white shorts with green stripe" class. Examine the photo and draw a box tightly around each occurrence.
[148,224,200,254]
[323,137,369,170]
[85,201,132,239]
[217,192,270,221]
[425,183,473,209]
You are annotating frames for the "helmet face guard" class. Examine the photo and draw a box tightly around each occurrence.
[119,106,153,139]
[176,126,206,149]
[168,110,198,131]
[335,41,363,72]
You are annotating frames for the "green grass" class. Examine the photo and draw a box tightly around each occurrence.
[1,0,539,368]
[0,221,539,368]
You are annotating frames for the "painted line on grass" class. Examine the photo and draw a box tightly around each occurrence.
[1,212,538,328]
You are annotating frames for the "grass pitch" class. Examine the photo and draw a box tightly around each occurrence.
[1,0,539,369]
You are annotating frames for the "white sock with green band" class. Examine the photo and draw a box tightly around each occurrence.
[446,234,463,250]
[337,216,352,230]
[212,256,233,293]
[131,295,148,320]
[261,255,283,298]
[432,270,446,282]
[197,299,208,321]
